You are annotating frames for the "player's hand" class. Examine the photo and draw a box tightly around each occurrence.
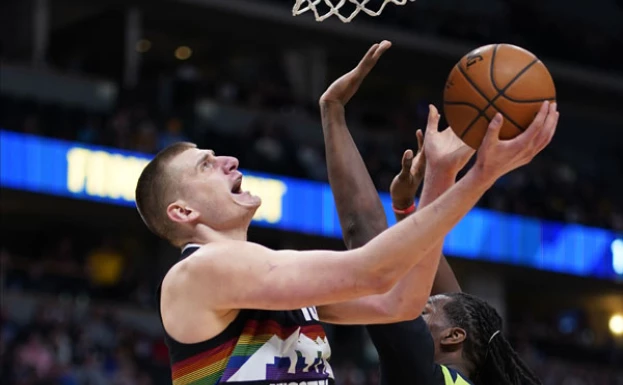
[423,105,475,175]
[319,40,392,106]
[475,101,559,182]
[390,129,425,209]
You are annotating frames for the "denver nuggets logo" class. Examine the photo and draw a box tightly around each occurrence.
[225,327,333,383]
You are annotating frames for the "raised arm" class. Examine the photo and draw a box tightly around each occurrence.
[178,165,486,312]
[315,41,430,323]
[313,42,557,324]
[320,98,388,249]
[390,130,462,295]
[179,97,557,314]
[318,103,473,324]
[319,40,423,251]
[179,162,491,311]
[318,42,390,249]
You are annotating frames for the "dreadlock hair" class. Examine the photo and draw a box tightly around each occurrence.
[443,292,542,385]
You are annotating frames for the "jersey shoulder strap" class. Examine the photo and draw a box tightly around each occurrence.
[439,365,474,385]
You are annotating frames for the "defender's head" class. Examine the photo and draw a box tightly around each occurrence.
[423,292,541,385]
[135,142,261,246]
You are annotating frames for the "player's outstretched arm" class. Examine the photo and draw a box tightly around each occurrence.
[319,106,472,324]
[315,40,463,324]
[318,41,389,250]
[176,101,557,315]
[316,40,441,323]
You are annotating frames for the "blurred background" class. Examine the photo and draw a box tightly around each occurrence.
[1,0,623,384]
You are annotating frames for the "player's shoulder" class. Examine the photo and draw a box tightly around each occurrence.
[169,241,236,272]
[161,242,242,309]
[166,240,264,283]
[436,364,474,385]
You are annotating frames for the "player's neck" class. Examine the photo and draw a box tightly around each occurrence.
[183,223,248,245]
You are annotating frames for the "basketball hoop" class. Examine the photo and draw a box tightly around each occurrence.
[292,0,415,23]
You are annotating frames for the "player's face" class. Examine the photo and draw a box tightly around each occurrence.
[422,294,453,358]
[172,148,261,229]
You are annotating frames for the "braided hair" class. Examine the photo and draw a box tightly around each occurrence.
[443,293,542,385]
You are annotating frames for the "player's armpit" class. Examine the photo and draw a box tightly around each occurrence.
[178,241,390,312]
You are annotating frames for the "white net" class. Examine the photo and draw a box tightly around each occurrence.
[292,0,415,23]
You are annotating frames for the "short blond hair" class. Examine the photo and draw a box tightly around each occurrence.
[135,142,196,242]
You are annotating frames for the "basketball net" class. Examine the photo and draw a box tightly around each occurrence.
[292,0,415,23]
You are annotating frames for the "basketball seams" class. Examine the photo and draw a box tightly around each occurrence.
[447,66,492,137]
[491,44,501,91]
[443,99,490,138]
[446,44,555,147]
[461,117,490,143]
[461,117,488,139]
[504,59,556,104]
[499,59,539,92]
[460,58,542,133]
[503,95,556,104]
[456,64,524,133]
[491,59,540,130]
[461,105,491,139]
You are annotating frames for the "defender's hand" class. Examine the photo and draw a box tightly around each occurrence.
[476,101,559,182]
[390,129,425,209]
[423,105,475,175]
[319,40,392,106]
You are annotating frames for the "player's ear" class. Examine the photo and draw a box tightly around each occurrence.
[167,201,200,224]
[440,327,467,348]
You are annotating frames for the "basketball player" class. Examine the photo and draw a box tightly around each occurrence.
[135,41,556,385]
[319,42,557,384]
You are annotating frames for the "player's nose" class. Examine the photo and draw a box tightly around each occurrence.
[220,156,239,173]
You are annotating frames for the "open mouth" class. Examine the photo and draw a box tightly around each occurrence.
[231,177,243,195]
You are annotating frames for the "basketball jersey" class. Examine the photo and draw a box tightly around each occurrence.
[439,365,473,385]
[156,245,335,385]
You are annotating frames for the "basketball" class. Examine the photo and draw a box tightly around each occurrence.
[443,44,556,149]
